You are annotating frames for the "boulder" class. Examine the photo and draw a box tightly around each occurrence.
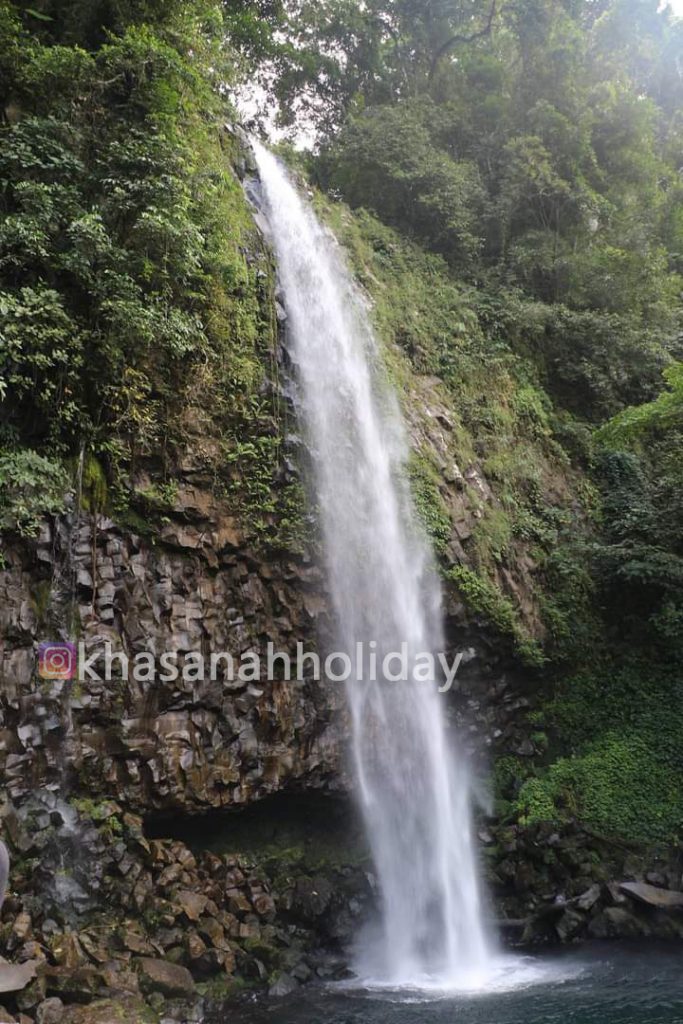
[0,961,37,995]
[60,997,157,1023]
[619,881,683,910]
[137,958,196,999]
[588,907,646,939]
[291,877,332,922]
[268,972,298,998]
[36,999,64,1024]
[555,908,585,942]
[175,890,207,923]
[576,884,601,912]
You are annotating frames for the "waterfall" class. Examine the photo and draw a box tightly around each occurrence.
[252,140,492,988]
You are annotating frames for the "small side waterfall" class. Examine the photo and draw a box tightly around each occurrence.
[252,141,493,988]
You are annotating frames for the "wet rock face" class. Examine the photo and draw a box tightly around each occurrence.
[0,410,536,1022]
[0,491,346,814]
[484,820,683,947]
[0,499,531,820]
[0,793,371,1022]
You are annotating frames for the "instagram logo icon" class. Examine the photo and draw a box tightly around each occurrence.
[38,641,77,680]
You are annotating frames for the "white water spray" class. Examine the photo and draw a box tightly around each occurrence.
[252,141,493,988]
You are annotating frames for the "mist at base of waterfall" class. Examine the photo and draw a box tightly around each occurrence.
[213,943,683,1024]
[345,949,585,996]
[347,916,581,994]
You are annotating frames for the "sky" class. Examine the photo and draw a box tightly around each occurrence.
[665,0,683,14]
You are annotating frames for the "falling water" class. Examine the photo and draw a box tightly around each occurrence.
[252,141,493,988]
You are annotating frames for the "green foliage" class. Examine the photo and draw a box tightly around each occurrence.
[306,0,681,418]
[71,797,123,842]
[2,0,682,856]
[0,0,297,549]
[516,732,682,843]
[509,639,683,842]
[0,446,68,536]
[447,565,543,665]
[407,453,451,555]
[590,447,683,654]
[321,102,485,266]
[78,453,108,514]
[597,363,683,446]
[0,285,84,443]
[279,0,683,848]
[448,565,518,634]
[317,195,585,664]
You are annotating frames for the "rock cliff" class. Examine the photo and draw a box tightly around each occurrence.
[0,141,675,1023]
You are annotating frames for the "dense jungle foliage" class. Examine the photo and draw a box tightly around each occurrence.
[1,0,682,843]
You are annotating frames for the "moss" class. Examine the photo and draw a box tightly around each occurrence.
[515,734,683,843]
[71,797,123,841]
[80,453,108,514]
[508,655,683,843]
[447,566,516,632]
[136,481,178,511]
[30,578,52,627]
[446,565,543,664]
[406,453,451,555]
[242,937,283,970]
[113,507,157,540]
[312,193,590,667]
[197,975,255,1000]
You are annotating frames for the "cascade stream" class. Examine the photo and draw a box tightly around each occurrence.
[252,141,492,988]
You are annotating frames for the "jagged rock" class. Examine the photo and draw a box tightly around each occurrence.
[35,999,64,1024]
[555,908,585,942]
[96,964,139,994]
[136,958,195,999]
[184,932,207,961]
[620,882,683,909]
[196,917,226,950]
[0,961,38,995]
[16,974,46,1012]
[252,893,276,921]
[268,972,298,997]
[115,922,156,957]
[195,948,231,976]
[226,890,251,916]
[11,914,32,945]
[48,935,82,970]
[291,961,312,983]
[174,891,207,923]
[605,882,627,906]
[44,967,103,1003]
[60,997,156,1023]
[588,907,647,939]
[291,877,333,921]
[577,884,601,912]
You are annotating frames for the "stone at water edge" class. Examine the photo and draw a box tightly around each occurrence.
[268,972,298,998]
[554,907,585,942]
[587,906,647,939]
[619,881,683,909]
[576,883,601,912]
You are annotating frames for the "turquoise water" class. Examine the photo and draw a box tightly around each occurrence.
[218,945,683,1024]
